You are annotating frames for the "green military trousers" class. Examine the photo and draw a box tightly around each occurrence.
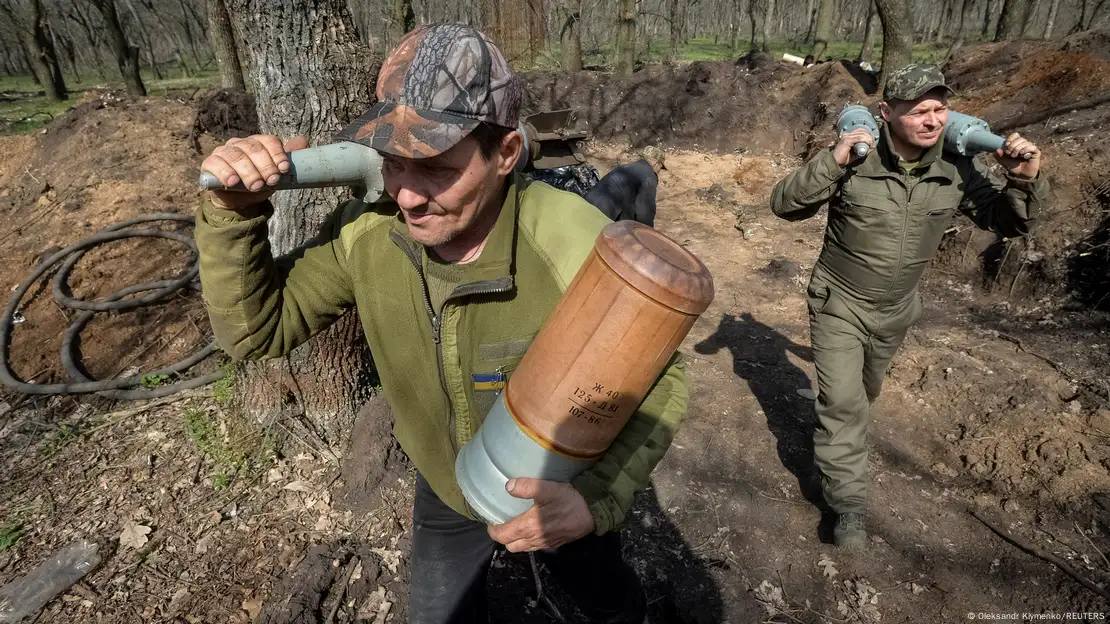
[806,273,922,514]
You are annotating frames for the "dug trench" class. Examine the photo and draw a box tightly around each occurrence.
[0,34,1108,623]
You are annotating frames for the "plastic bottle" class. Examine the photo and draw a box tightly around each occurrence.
[0,540,101,622]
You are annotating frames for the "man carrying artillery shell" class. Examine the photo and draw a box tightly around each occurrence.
[194,23,687,624]
[770,64,1049,550]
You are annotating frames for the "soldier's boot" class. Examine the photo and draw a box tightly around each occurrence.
[834,512,867,551]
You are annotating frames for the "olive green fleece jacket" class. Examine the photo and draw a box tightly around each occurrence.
[194,174,689,535]
[771,124,1049,305]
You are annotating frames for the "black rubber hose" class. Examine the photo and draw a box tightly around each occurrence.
[0,213,224,397]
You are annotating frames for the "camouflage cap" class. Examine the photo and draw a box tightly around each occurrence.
[883,64,954,101]
[335,23,522,159]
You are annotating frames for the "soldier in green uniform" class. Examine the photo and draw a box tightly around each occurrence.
[770,64,1049,550]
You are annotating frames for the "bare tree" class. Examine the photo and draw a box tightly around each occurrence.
[221,0,381,450]
[205,0,244,89]
[810,0,834,58]
[90,0,145,96]
[857,0,878,61]
[945,0,976,62]
[0,0,67,99]
[389,0,415,45]
[1042,0,1061,38]
[1070,0,1107,33]
[995,0,1029,39]
[669,0,681,57]
[761,0,776,52]
[616,0,635,74]
[875,0,912,86]
[560,0,583,70]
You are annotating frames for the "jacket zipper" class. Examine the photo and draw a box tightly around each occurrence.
[879,171,913,308]
[390,230,515,454]
[439,277,513,451]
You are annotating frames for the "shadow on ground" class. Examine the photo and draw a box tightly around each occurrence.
[694,312,826,511]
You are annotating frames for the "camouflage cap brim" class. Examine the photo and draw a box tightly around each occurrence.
[889,81,956,102]
[335,101,481,159]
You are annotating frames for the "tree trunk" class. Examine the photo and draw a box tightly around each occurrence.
[1088,0,1108,29]
[616,0,635,75]
[527,0,546,61]
[995,0,1028,40]
[121,0,162,80]
[810,0,834,58]
[2,0,68,100]
[389,0,416,45]
[982,0,997,37]
[1042,0,1061,37]
[945,0,974,62]
[69,2,111,80]
[561,0,583,70]
[1022,0,1041,35]
[858,1,878,60]
[874,0,912,87]
[221,0,381,452]
[669,0,680,58]
[205,0,245,89]
[761,0,776,51]
[91,0,147,96]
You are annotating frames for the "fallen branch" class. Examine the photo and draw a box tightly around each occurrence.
[529,552,566,622]
[971,510,1110,601]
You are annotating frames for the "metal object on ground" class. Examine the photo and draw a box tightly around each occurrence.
[836,105,879,159]
[456,221,715,524]
[944,111,1033,160]
[198,141,386,203]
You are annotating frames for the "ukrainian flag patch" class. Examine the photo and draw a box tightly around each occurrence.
[472,373,505,391]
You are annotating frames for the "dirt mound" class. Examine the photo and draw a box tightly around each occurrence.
[191,88,260,149]
[520,59,871,155]
[0,92,212,394]
[927,33,1110,311]
[1060,27,1110,62]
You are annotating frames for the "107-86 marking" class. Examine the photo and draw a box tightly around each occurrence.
[568,405,602,425]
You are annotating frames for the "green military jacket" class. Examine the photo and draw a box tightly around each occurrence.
[194,174,689,535]
[770,125,1049,305]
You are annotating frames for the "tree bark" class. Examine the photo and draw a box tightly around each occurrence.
[221,0,381,452]
[810,0,834,58]
[1042,0,1060,38]
[389,0,415,45]
[858,0,878,60]
[874,0,912,88]
[560,0,583,70]
[995,0,1029,40]
[205,0,245,89]
[761,0,776,52]
[90,0,147,96]
[616,0,635,75]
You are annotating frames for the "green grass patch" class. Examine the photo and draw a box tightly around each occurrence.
[141,373,170,389]
[0,523,25,551]
[184,404,276,490]
[212,361,237,407]
[0,65,219,135]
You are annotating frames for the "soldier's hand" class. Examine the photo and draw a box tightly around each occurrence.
[487,478,595,552]
[201,134,309,211]
[996,132,1041,180]
[833,128,875,167]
